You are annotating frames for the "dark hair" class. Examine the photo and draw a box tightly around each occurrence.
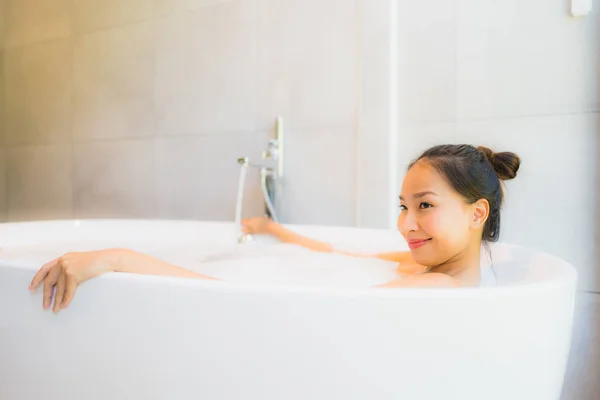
[409,144,521,243]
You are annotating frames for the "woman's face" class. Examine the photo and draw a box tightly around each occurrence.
[397,161,484,267]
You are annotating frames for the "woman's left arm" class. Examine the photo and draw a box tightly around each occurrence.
[28,248,217,313]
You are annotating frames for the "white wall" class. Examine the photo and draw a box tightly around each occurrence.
[394,0,600,291]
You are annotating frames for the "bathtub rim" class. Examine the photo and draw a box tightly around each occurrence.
[4,264,578,301]
[0,218,578,299]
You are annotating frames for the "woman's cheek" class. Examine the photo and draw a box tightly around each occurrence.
[421,210,443,235]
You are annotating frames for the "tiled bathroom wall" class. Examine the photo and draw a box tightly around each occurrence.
[0,0,374,226]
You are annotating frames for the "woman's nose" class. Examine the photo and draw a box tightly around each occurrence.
[398,211,419,234]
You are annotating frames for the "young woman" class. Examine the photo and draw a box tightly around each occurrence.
[28,144,520,313]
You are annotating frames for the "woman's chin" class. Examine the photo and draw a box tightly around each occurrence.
[409,249,437,267]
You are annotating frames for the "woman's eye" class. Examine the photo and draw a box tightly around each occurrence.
[419,202,433,209]
[399,205,407,210]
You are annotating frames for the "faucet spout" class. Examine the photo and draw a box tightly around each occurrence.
[235,117,284,243]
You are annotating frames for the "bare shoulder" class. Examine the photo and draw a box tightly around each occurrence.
[375,273,460,289]
[375,251,429,275]
[415,273,460,287]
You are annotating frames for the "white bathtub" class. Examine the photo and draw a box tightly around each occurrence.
[0,219,577,400]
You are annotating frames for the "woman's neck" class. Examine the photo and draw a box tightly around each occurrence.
[432,242,482,286]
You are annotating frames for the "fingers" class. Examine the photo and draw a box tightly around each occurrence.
[29,258,58,291]
[35,256,79,312]
[241,220,253,233]
[60,274,78,310]
[53,270,66,313]
[42,264,61,310]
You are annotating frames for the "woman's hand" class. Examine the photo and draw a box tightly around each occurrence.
[241,216,276,235]
[28,249,123,313]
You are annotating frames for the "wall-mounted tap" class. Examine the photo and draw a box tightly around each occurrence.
[237,157,278,222]
[235,117,284,243]
[262,116,284,180]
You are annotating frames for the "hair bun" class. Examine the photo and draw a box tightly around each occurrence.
[477,146,521,181]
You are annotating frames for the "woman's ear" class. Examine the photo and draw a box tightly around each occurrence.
[471,199,489,229]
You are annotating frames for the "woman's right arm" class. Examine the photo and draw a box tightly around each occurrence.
[28,248,217,313]
[250,219,334,253]
[242,217,414,263]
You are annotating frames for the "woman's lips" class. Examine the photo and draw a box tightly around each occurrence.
[407,238,432,250]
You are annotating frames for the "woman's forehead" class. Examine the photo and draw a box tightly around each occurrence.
[402,162,452,195]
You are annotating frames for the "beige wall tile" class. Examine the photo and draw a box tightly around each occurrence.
[153,0,179,16]
[0,147,6,221]
[154,0,237,17]
[257,0,358,130]
[74,139,154,218]
[73,22,154,141]
[155,1,257,135]
[4,0,71,48]
[0,50,5,146]
[280,128,356,226]
[456,0,600,120]
[397,122,457,174]
[0,0,5,49]
[397,0,456,123]
[355,0,395,228]
[73,0,153,33]
[4,39,72,145]
[7,144,73,221]
[155,133,267,221]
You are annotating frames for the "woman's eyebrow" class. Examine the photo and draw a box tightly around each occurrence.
[399,191,438,201]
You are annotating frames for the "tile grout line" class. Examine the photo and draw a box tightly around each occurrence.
[389,0,399,230]
[354,0,361,228]
[151,7,158,219]
[3,47,7,221]
[70,25,77,220]
[453,0,458,127]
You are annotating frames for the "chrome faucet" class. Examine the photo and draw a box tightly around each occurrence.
[235,117,284,243]
[237,157,279,221]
